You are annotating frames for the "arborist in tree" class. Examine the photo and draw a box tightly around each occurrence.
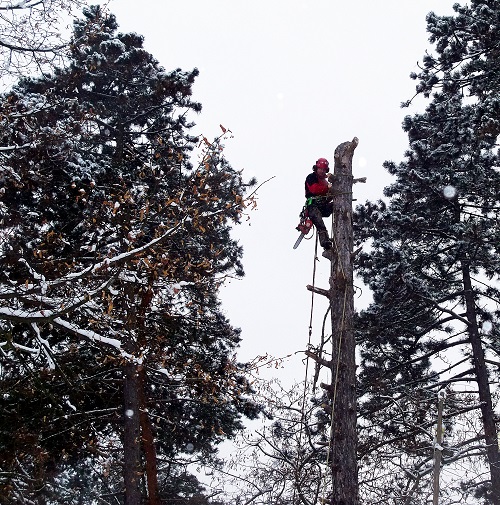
[304,157,334,253]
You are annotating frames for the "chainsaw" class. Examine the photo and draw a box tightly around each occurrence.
[293,211,313,250]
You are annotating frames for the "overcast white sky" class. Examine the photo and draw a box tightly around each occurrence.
[108,0,455,385]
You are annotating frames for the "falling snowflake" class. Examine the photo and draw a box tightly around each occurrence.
[482,321,493,334]
[443,185,457,199]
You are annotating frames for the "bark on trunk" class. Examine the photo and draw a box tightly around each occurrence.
[124,362,143,505]
[138,365,160,505]
[327,138,359,505]
[462,260,500,504]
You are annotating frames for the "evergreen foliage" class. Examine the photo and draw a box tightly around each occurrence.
[355,1,500,502]
[0,6,259,503]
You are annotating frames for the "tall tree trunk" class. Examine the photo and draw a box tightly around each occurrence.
[136,287,161,505]
[306,138,360,504]
[138,365,160,505]
[328,138,359,505]
[122,284,147,505]
[124,362,142,505]
[461,260,500,504]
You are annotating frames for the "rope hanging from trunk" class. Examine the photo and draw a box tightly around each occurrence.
[294,231,319,503]
[294,213,348,504]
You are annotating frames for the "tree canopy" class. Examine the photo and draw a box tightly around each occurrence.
[355,1,500,502]
[0,6,260,503]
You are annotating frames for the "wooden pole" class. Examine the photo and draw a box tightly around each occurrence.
[305,138,361,504]
[433,393,445,505]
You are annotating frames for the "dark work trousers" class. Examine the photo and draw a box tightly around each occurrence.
[307,198,333,248]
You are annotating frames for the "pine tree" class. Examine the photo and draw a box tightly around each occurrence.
[355,1,500,502]
[0,6,259,503]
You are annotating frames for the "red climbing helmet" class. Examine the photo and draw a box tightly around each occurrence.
[314,158,329,172]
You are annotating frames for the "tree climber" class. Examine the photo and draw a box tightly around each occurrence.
[304,157,334,253]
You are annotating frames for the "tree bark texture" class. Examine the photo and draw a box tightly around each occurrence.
[123,284,144,505]
[136,287,161,505]
[461,260,500,504]
[124,362,143,505]
[433,394,444,505]
[138,365,161,505]
[326,138,359,505]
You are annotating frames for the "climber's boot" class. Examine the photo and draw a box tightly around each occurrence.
[318,230,332,250]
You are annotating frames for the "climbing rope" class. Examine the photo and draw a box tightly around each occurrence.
[308,234,320,338]
[294,231,319,503]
